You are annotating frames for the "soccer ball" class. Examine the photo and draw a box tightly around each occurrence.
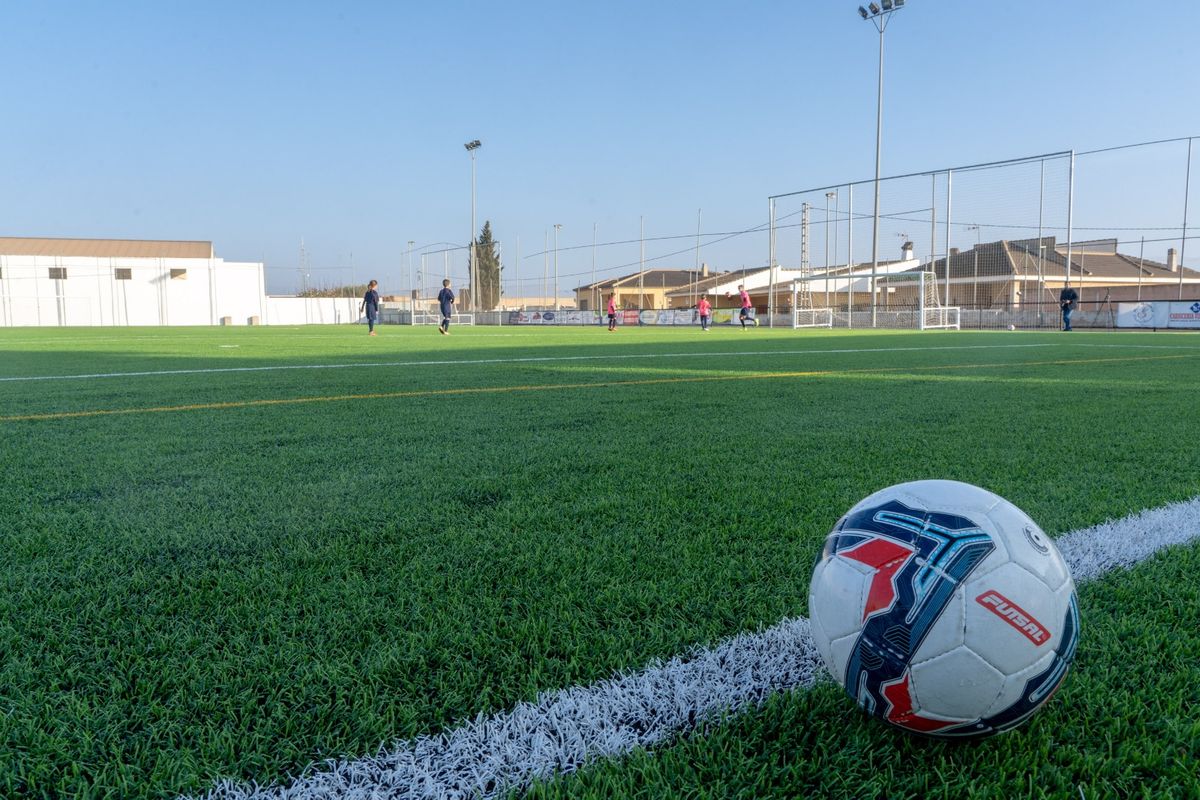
[808,480,1079,739]
[1008,324,1016,331]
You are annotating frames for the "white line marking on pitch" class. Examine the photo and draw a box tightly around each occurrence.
[3,342,1197,385]
[188,496,1200,800]
[0,343,1060,383]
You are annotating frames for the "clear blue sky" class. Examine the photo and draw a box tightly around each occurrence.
[3,1,1198,295]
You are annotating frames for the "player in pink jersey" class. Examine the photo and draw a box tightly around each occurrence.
[606,293,617,331]
[738,285,756,329]
[697,294,712,331]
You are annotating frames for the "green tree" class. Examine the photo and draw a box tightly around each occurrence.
[473,221,501,310]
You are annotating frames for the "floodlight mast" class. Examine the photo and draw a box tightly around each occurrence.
[858,0,905,326]
[464,140,482,310]
[553,224,562,311]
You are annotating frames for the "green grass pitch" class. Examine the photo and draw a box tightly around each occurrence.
[1,325,1198,799]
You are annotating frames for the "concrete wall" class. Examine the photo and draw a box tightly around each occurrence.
[263,297,364,326]
[0,255,266,327]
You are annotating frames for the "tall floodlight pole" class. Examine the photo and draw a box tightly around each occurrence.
[825,192,835,268]
[407,240,415,307]
[464,139,482,310]
[966,224,980,307]
[418,254,426,303]
[858,1,904,327]
[768,198,777,327]
[639,216,645,315]
[1037,160,1045,320]
[833,192,840,270]
[553,224,562,311]
[1180,137,1192,300]
[694,209,702,307]
[591,223,598,314]
[848,184,854,328]
[825,191,836,307]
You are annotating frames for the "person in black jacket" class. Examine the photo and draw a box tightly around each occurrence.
[1059,286,1079,331]
[437,279,455,335]
[360,280,380,336]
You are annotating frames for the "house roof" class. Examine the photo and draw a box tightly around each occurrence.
[0,237,214,259]
[663,270,739,297]
[1041,247,1198,281]
[671,254,921,298]
[575,268,708,292]
[916,236,1200,283]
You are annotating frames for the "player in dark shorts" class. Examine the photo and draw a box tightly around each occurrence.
[1059,286,1078,331]
[360,280,380,336]
[738,284,755,329]
[438,279,455,335]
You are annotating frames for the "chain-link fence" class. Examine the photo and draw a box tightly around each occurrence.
[767,138,1198,329]
[769,152,1073,329]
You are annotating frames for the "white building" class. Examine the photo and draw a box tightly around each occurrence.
[0,237,363,327]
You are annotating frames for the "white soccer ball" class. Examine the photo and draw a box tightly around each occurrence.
[1008,324,1016,331]
[808,480,1079,739]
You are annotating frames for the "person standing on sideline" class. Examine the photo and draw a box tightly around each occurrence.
[438,279,455,335]
[607,292,617,332]
[359,280,380,336]
[1059,285,1079,331]
[738,284,755,329]
[697,293,712,331]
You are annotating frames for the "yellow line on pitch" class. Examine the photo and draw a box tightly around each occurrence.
[2,353,1195,423]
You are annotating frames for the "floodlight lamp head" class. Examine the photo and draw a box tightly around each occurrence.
[858,5,869,18]
[869,2,881,14]
[464,140,482,151]
[881,0,893,10]
[894,0,904,7]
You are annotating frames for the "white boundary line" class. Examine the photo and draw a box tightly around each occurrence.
[5,342,1199,385]
[0,343,1065,383]
[190,496,1200,800]
[4,342,1198,385]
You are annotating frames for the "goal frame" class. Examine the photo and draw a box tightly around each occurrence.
[412,312,475,326]
[790,271,960,331]
[791,304,834,329]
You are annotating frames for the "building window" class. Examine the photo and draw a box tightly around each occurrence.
[49,267,67,280]
[114,268,132,280]
[170,268,187,280]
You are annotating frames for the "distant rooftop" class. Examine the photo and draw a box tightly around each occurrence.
[575,268,710,292]
[0,236,214,259]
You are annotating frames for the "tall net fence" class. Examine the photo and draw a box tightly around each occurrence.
[412,245,472,311]
[770,139,1199,330]
[1071,138,1195,305]
[769,152,1072,329]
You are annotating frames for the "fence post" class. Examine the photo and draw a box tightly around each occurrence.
[1180,138,1192,300]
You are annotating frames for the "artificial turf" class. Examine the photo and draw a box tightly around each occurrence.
[1,325,1198,798]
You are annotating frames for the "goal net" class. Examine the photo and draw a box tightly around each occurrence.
[412,312,475,326]
[792,305,833,328]
[791,270,959,330]
[882,271,961,330]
